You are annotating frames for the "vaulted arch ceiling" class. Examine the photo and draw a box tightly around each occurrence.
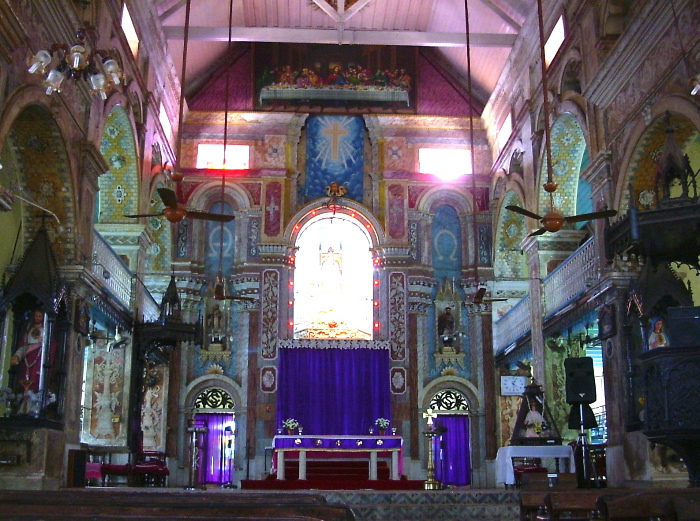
[155,0,535,105]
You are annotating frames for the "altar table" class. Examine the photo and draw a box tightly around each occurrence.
[495,445,575,486]
[272,434,403,480]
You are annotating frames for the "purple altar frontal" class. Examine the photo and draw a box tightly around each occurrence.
[273,434,402,451]
[272,435,404,480]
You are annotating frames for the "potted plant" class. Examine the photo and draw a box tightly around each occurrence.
[282,418,300,435]
[375,418,390,435]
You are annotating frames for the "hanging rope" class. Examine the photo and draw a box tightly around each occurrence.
[173,0,192,182]
[536,0,555,188]
[464,0,480,287]
[217,0,235,279]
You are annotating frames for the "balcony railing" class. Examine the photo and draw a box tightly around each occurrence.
[543,237,598,318]
[493,293,531,352]
[494,237,599,352]
[92,231,132,309]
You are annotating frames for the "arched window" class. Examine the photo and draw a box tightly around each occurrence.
[429,388,470,412]
[194,387,234,410]
[293,213,373,339]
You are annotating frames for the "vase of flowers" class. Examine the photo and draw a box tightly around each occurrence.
[282,418,299,435]
[375,418,390,435]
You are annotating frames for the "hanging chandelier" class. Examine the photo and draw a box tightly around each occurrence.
[27,27,123,98]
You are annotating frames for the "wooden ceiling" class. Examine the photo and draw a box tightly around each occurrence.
[155,0,535,105]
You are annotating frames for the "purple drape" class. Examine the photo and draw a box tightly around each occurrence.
[277,347,390,435]
[434,415,471,486]
[195,413,235,485]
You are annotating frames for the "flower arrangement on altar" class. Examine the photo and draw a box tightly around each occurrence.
[375,418,390,429]
[282,418,300,430]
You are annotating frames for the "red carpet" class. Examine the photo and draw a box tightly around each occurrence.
[241,460,425,490]
[240,477,426,491]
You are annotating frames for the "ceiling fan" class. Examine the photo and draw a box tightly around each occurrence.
[125,187,234,223]
[472,286,508,304]
[208,0,254,306]
[506,182,617,237]
[505,0,616,236]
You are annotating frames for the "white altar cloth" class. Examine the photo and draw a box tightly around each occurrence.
[495,445,575,485]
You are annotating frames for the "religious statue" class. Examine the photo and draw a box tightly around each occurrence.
[10,309,57,414]
[437,306,457,354]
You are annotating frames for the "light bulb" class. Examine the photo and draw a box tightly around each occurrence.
[43,69,65,95]
[69,45,87,70]
[89,73,107,99]
[28,50,52,74]
[102,59,121,85]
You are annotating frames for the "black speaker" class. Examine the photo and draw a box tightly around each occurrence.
[565,357,596,404]
[667,307,700,347]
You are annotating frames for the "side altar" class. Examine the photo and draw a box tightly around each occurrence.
[272,434,403,481]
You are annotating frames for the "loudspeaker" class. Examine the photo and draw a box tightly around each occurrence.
[667,306,700,347]
[565,357,596,404]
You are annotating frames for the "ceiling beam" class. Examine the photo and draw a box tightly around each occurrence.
[159,0,187,23]
[480,0,522,31]
[311,0,341,22]
[162,26,517,47]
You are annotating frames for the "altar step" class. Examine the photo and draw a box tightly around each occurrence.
[281,460,391,480]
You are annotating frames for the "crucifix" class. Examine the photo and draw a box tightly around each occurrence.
[422,408,437,428]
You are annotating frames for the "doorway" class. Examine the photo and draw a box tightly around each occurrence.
[195,412,236,486]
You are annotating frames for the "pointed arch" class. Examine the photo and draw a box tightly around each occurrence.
[537,112,588,223]
[98,106,140,221]
[1,103,76,260]
[614,99,700,212]
[495,191,529,278]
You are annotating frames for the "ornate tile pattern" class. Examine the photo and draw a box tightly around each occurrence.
[99,107,138,222]
[322,490,519,521]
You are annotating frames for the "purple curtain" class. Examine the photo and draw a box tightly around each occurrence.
[195,413,235,485]
[277,347,390,435]
[433,415,471,486]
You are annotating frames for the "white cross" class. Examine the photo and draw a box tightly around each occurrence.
[323,122,348,161]
[266,200,279,220]
[422,408,437,427]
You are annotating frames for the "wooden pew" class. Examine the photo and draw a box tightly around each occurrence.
[597,490,700,521]
[542,489,631,521]
[519,473,578,521]
[0,489,355,521]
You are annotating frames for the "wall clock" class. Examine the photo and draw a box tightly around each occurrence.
[500,375,529,396]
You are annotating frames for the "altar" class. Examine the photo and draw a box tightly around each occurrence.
[495,445,575,486]
[272,434,403,481]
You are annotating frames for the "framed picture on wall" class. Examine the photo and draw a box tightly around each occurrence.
[598,304,616,340]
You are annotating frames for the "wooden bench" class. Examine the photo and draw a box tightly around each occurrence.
[519,473,578,521]
[540,489,631,521]
[597,490,700,521]
[0,489,355,520]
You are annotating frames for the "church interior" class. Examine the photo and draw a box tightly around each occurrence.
[0,0,699,519]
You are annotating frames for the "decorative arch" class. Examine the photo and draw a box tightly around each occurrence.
[615,100,700,212]
[537,112,588,222]
[494,191,528,278]
[2,103,76,260]
[98,105,140,221]
[420,376,480,414]
[285,198,385,247]
[183,374,245,413]
[144,180,173,272]
[186,181,253,270]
